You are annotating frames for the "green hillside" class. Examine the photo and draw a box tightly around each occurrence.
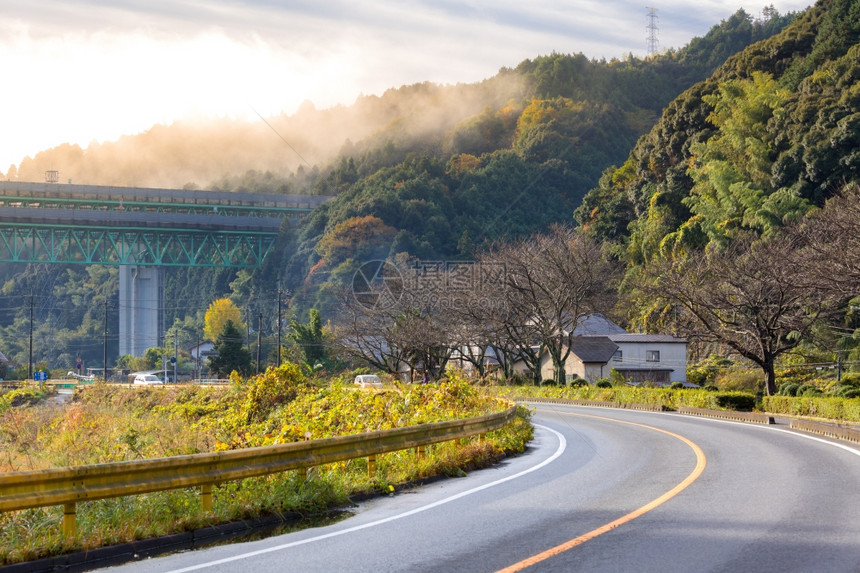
[577,0,858,263]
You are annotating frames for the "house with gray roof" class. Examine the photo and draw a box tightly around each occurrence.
[606,333,688,385]
[535,315,688,384]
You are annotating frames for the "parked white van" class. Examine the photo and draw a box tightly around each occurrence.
[133,374,163,385]
[354,374,383,389]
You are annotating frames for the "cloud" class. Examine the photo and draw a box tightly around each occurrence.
[0,0,814,171]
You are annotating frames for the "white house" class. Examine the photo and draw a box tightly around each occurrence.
[535,315,688,385]
[606,333,688,384]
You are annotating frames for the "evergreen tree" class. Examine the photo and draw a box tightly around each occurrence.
[289,309,327,367]
[208,320,252,377]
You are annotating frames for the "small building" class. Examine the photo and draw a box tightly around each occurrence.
[187,340,215,361]
[606,333,688,385]
[533,315,689,385]
[539,336,619,382]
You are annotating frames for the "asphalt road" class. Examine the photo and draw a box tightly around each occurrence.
[105,404,860,573]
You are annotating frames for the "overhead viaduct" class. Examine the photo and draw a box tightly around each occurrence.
[0,181,332,357]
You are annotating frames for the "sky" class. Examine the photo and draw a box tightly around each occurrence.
[1,0,814,173]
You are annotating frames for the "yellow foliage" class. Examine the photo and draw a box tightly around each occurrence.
[203,298,244,341]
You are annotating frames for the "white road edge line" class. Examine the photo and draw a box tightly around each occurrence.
[166,424,566,573]
[676,413,860,457]
[540,403,860,458]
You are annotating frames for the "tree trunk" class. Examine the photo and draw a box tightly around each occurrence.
[763,362,778,396]
[554,363,566,385]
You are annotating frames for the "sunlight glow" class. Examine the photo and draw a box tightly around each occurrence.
[0,23,362,171]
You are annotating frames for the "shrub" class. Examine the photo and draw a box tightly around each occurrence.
[670,382,686,390]
[541,379,557,386]
[835,386,860,399]
[796,384,823,397]
[609,369,626,386]
[687,355,734,387]
[241,363,314,424]
[595,379,612,388]
[778,382,800,396]
[0,387,48,414]
[568,376,587,388]
[716,369,762,392]
[713,392,756,411]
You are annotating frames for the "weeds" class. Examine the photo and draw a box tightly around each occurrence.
[0,367,531,565]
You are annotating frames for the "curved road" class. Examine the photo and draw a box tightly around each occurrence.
[106,404,860,572]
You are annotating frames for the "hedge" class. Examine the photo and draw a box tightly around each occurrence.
[496,385,757,412]
[763,395,860,422]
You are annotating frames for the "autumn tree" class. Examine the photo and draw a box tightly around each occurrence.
[315,215,397,268]
[204,298,245,342]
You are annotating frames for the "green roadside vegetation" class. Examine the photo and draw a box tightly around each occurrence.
[0,365,531,566]
[493,353,860,423]
[495,383,860,423]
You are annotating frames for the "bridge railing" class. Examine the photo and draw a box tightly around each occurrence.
[0,181,332,211]
[0,406,517,537]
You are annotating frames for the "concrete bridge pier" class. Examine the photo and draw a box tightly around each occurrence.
[119,265,164,357]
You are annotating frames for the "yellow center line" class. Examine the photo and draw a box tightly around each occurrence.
[497,409,707,573]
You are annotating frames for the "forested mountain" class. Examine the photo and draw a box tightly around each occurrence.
[577,0,858,264]
[273,7,798,314]
[0,6,802,370]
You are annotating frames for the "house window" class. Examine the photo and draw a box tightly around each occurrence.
[613,350,622,362]
[646,350,660,362]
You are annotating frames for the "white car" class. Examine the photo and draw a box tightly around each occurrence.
[354,374,383,389]
[133,374,163,385]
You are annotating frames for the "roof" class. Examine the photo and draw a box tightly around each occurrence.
[608,334,687,344]
[568,336,619,363]
[570,314,627,336]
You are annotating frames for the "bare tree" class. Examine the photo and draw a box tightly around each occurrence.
[334,287,411,375]
[643,233,842,395]
[484,225,618,384]
[333,263,456,382]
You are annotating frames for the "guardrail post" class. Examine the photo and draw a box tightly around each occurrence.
[368,455,377,478]
[415,445,426,461]
[63,502,76,537]
[201,484,213,511]
[298,467,307,480]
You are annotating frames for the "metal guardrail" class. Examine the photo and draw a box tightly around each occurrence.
[0,406,517,537]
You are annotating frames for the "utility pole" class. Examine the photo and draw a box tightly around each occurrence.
[256,311,263,375]
[196,330,201,380]
[102,296,108,381]
[174,328,178,384]
[277,289,282,367]
[28,295,34,380]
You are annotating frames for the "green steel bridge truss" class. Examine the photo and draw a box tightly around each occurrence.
[0,183,333,267]
[0,222,277,267]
